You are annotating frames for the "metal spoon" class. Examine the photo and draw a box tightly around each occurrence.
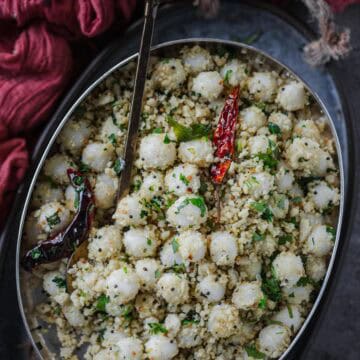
[66,0,159,291]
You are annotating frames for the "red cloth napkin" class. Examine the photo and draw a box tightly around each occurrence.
[0,0,357,229]
[0,0,136,227]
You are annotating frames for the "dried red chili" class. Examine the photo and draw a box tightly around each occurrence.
[210,86,240,184]
[21,169,95,272]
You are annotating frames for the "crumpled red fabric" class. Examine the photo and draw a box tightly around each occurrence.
[0,0,357,229]
[0,0,136,228]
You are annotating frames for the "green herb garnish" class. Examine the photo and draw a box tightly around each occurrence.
[296,276,313,287]
[79,162,90,173]
[30,248,41,260]
[172,238,180,253]
[113,158,125,175]
[171,263,186,274]
[297,176,323,195]
[96,294,110,313]
[46,213,61,228]
[154,269,161,278]
[287,304,294,319]
[152,127,163,134]
[326,226,336,241]
[97,328,106,342]
[133,179,142,191]
[108,133,117,146]
[244,344,266,359]
[291,196,302,204]
[258,296,267,310]
[163,133,171,144]
[167,116,211,142]
[140,210,148,219]
[176,196,207,217]
[268,122,281,135]
[52,276,66,288]
[278,234,293,245]
[261,266,282,302]
[256,139,279,170]
[121,304,134,322]
[224,69,233,85]
[179,173,190,186]
[250,201,273,222]
[181,310,200,326]
[244,176,259,189]
[252,232,264,242]
[148,322,168,335]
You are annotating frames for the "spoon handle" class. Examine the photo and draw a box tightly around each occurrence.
[117,0,159,200]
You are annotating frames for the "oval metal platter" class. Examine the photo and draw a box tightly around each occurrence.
[16,38,345,359]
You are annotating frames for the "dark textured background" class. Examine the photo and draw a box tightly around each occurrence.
[288,4,360,360]
[0,1,359,359]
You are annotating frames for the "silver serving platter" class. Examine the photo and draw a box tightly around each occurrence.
[16,39,345,359]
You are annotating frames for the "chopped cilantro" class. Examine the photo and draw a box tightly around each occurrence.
[30,248,41,260]
[291,196,302,204]
[96,294,110,313]
[176,196,207,217]
[52,276,66,288]
[123,266,128,274]
[277,196,286,209]
[113,158,125,175]
[181,310,200,326]
[167,116,211,142]
[224,69,233,85]
[163,133,171,144]
[140,210,148,219]
[288,216,299,228]
[154,269,161,278]
[250,201,273,222]
[278,234,293,245]
[244,344,266,359]
[261,266,282,302]
[152,127,163,134]
[297,176,323,195]
[236,139,243,153]
[244,176,259,189]
[256,139,279,170]
[254,101,268,113]
[133,179,142,191]
[256,152,278,170]
[79,162,90,173]
[326,225,336,241]
[296,276,313,287]
[53,305,61,316]
[147,238,152,246]
[73,175,84,186]
[252,232,264,242]
[97,328,106,342]
[121,304,134,322]
[287,303,294,319]
[108,133,117,146]
[171,263,186,274]
[268,122,281,135]
[258,296,267,310]
[172,238,180,253]
[46,213,61,228]
[179,173,190,186]
[148,322,168,335]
